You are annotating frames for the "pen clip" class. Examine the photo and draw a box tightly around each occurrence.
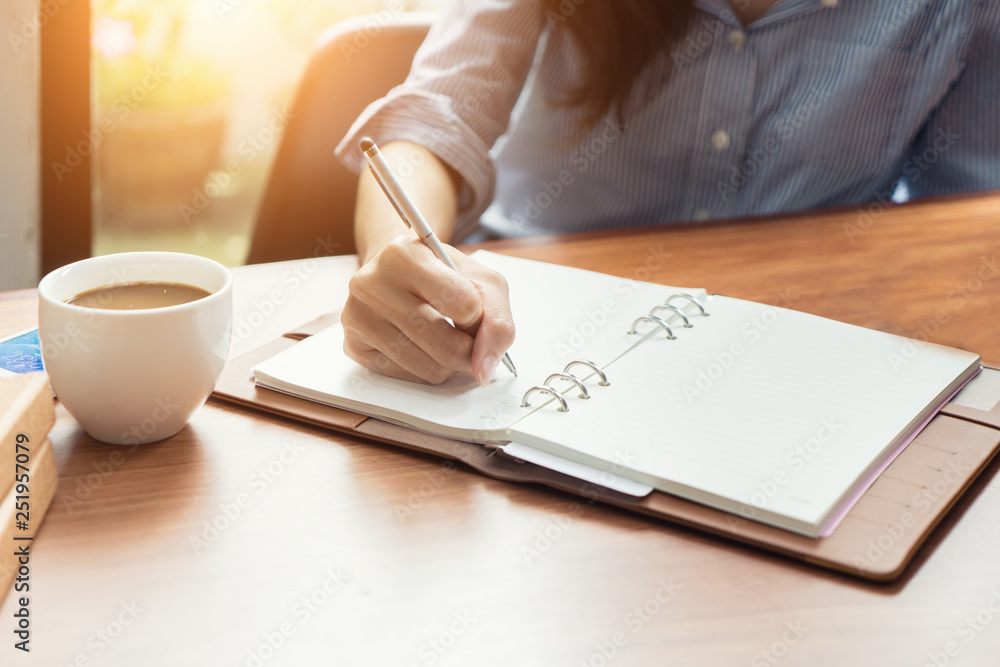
[368,164,412,229]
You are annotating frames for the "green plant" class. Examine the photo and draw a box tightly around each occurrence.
[93,1,231,111]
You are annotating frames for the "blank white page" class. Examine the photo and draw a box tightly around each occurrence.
[252,252,703,439]
[509,296,981,535]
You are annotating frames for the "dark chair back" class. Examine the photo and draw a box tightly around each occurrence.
[247,14,432,263]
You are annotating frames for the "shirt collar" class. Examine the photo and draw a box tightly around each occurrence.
[693,0,832,30]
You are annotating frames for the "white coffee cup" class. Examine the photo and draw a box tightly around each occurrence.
[38,252,232,445]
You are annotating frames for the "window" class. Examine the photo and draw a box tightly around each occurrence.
[92,0,441,265]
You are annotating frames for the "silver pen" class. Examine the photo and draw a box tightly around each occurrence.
[360,137,517,378]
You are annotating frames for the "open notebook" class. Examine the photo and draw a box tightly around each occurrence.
[252,252,981,538]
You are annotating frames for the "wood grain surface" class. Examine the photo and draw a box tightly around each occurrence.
[2,193,999,666]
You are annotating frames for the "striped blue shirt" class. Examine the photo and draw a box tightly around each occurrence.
[336,0,1000,240]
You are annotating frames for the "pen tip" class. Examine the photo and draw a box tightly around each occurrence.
[360,137,375,154]
[502,354,517,377]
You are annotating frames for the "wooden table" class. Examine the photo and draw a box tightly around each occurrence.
[4,193,1000,666]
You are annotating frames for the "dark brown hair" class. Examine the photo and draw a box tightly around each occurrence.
[542,0,697,130]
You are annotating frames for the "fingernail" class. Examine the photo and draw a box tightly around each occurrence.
[479,355,497,387]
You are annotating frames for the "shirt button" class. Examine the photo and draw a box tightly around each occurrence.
[821,0,838,7]
[695,208,711,221]
[711,129,731,151]
[728,30,746,51]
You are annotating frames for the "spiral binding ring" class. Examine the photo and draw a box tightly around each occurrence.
[544,373,590,399]
[564,360,610,386]
[520,386,569,412]
[665,292,709,317]
[648,304,693,327]
[628,315,676,339]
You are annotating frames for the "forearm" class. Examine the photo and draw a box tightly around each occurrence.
[354,140,461,265]
[344,139,515,386]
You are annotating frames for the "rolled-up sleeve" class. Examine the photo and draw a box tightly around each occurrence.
[904,0,1000,198]
[336,0,547,239]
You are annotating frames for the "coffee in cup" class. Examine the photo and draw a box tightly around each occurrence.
[65,281,212,310]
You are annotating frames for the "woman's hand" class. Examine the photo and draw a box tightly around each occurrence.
[344,139,511,384]
[341,236,515,386]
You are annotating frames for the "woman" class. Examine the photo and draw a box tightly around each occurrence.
[334,0,999,385]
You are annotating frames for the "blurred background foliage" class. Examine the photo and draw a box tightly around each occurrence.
[91,0,441,265]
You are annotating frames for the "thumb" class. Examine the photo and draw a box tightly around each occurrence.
[470,286,516,387]
[447,249,516,386]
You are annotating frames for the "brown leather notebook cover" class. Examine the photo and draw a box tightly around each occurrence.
[212,315,1000,581]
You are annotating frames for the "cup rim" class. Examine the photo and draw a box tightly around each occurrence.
[38,251,232,315]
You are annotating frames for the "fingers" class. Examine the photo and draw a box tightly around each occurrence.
[342,312,466,384]
[377,239,484,331]
[341,286,475,382]
[341,237,516,384]
[451,250,517,386]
